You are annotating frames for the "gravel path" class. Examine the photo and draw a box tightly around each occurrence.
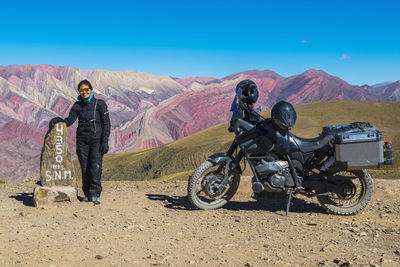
[1,178,399,266]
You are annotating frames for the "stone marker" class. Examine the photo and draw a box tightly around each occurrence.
[40,122,76,187]
[34,122,77,206]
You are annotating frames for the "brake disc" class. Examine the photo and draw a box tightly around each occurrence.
[203,173,225,198]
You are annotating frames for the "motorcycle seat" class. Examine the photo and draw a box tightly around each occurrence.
[289,132,334,153]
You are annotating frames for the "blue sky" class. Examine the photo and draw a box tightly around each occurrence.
[0,0,399,85]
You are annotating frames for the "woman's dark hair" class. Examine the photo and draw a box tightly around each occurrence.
[77,80,93,91]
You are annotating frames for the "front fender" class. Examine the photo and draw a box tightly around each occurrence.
[208,153,234,166]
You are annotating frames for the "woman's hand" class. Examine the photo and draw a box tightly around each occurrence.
[49,117,65,129]
[100,142,109,155]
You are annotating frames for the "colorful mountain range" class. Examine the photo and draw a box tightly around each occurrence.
[0,64,399,182]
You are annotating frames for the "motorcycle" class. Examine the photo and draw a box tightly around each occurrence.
[187,99,393,216]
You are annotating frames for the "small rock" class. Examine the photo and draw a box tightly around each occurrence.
[383,227,394,233]
[163,255,173,261]
[359,231,368,236]
[395,250,400,256]
[95,255,103,260]
[19,212,24,216]
[33,186,77,207]
[348,227,360,233]
[318,260,335,266]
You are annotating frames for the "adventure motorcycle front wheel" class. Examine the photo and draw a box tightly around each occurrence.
[317,169,374,216]
[188,160,240,210]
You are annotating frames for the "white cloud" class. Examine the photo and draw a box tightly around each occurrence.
[300,40,307,44]
[340,54,351,60]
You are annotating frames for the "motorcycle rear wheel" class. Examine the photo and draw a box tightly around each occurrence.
[188,160,240,210]
[317,169,374,216]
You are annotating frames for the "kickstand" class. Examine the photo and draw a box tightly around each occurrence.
[286,190,293,216]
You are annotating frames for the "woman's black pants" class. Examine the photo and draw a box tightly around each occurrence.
[76,136,103,197]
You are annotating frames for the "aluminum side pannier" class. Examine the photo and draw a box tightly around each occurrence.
[334,131,384,169]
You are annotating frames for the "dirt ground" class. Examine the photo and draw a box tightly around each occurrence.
[0,177,399,267]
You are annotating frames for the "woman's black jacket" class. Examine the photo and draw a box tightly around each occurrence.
[64,97,110,143]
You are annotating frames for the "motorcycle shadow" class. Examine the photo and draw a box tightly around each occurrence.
[227,192,326,214]
[146,193,327,215]
[146,194,196,210]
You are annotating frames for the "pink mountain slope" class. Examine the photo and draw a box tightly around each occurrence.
[113,71,281,151]
[0,64,186,182]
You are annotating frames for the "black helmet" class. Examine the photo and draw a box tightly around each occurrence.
[271,101,297,134]
[236,80,259,104]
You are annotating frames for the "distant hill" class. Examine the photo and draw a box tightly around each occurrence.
[364,81,400,101]
[372,81,393,88]
[101,100,400,181]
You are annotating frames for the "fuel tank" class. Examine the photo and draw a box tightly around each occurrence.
[236,120,300,156]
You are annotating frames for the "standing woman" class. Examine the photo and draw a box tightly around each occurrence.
[49,80,110,205]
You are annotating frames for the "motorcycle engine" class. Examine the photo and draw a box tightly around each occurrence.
[255,160,293,192]
[266,168,292,189]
